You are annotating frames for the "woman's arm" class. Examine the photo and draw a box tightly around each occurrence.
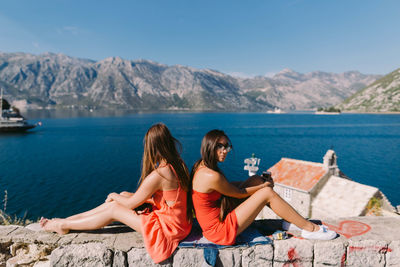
[210,173,271,199]
[106,171,162,209]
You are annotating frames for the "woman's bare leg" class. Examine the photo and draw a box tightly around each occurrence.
[235,186,315,235]
[65,192,133,220]
[40,205,110,228]
[65,203,110,220]
[42,201,143,235]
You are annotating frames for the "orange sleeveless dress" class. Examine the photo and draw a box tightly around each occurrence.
[192,189,238,245]
[141,170,192,263]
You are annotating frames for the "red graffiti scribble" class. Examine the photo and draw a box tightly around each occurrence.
[322,220,371,238]
[339,245,391,266]
[341,251,346,267]
[348,246,392,254]
[283,247,303,267]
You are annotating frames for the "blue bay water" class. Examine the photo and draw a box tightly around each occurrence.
[0,112,399,220]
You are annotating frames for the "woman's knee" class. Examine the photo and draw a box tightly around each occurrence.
[258,186,276,200]
[105,201,122,215]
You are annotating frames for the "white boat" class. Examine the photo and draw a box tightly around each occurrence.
[0,89,37,132]
[267,108,285,114]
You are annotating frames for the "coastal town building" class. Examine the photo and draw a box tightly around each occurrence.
[256,150,397,219]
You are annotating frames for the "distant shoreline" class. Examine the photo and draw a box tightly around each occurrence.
[21,109,400,121]
[340,111,400,115]
[22,108,400,114]
[22,108,399,114]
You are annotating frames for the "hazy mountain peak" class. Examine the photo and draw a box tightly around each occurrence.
[273,68,302,80]
[278,68,297,74]
[133,59,167,67]
[101,56,126,64]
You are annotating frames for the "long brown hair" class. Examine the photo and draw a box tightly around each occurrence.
[191,129,231,175]
[191,129,236,221]
[139,123,193,222]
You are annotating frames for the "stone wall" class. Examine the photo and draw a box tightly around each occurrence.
[1,217,400,266]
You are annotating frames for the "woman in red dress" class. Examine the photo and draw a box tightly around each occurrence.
[41,123,192,263]
[191,129,336,245]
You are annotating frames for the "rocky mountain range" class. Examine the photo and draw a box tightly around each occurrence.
[0,52,381,111]
[337,68,400,112]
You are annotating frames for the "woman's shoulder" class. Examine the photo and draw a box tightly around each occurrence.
[146,165,178,191]
[193,166,225,192]
[153,164,175,179]
[194,166,222,180]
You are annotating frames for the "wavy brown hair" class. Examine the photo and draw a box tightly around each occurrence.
[191,129,236,221]
[139,123,193,222]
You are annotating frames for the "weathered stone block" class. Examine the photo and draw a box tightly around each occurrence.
[216,248,241,267]
[31,231,60,245]
[50,243,113,267]
[114,232,143,251]
[7,227,36,243]
[387,240,400,267]
[346,240,388,267]
[314,241,346,267]
[33,259,50,267]
[127,247,172,267]
[113,250,127,267]
[0,241,12,267]
[273,239,313,267]
[242,244,273,267]
[7,243,52,267]
[56,233,78,246]
[71,232,116,248]
[0,226,19,242]
[172,248,203,267]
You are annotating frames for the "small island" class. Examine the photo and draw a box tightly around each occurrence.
[315,106,341,115]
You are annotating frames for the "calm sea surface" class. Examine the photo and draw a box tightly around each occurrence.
[1,111,399,220]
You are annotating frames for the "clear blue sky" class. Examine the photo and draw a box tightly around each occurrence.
[1,0,399,76]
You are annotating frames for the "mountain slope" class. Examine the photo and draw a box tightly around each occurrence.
[338,68,400,112]
[0,53,258,111]
[0,52,380,111]
[238,69,379,110]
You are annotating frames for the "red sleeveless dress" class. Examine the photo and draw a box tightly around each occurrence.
[192,189,238,245]
[141,168,192,263]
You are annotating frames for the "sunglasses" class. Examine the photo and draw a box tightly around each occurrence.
[216,143,232,152]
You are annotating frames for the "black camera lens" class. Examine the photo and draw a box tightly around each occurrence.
[262,171,271,179]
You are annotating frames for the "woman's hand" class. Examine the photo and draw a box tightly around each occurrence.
[262,179,274,188]
[263,177,274,188]
[257,174,274,188]
[105,193,117,203]
[260,171,274,188]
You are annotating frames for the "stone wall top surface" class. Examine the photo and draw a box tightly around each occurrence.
[1,217,399,266]
[1,217,400,249]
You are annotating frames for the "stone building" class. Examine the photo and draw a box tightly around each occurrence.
[257,150,397,219]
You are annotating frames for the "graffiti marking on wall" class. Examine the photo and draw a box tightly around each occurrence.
[323,220,371,239]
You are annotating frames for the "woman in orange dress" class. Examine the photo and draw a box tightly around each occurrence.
[191,129,336,245]
[41,123,192,263]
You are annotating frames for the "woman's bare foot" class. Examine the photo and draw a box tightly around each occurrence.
[41,218,69,235]
[39,217,48,228]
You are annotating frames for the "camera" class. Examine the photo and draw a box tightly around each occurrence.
[262,171,272,181]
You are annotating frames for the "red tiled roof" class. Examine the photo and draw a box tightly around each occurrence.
[267,158,328,192]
